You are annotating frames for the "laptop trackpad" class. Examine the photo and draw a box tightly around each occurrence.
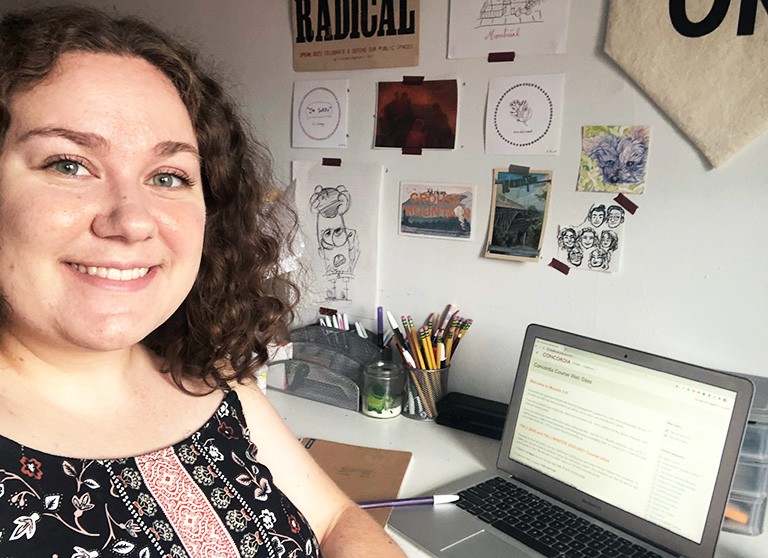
[441,530,536,557]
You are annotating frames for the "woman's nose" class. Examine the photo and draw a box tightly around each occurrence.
[91,181,158,242]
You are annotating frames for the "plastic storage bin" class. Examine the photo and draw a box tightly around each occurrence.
[739,421,768,464]
[722,372,768,536]
[730,460,768,498]
[723,493,767,536]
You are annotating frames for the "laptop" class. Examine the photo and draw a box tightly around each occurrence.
[389,324,754,558]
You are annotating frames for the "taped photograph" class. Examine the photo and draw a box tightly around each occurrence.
[485,168,552,261]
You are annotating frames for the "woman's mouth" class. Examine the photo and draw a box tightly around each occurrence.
[68,263,151,281]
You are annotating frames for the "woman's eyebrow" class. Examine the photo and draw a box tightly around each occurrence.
[16,127,200,160]
[18,126,109,150]
[155,140,200,160]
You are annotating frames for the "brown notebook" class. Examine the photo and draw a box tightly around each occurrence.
[300,437,412,526]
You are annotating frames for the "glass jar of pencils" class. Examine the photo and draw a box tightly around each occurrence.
[362,361,405,419]
[402,365,450,421]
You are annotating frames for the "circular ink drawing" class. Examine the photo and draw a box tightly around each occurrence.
[493,83,553,147]
[299,87,341,141]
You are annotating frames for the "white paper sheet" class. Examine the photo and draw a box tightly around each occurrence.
[292,161,383,316]
[448,0,569,59]
[486,73,565,155]
[292,79,349,148]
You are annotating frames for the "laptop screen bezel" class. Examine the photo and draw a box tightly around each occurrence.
[496,324,754,558]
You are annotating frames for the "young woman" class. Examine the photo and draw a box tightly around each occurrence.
[0,6,406,557]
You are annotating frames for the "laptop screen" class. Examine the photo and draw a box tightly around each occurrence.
[508,336,739,545]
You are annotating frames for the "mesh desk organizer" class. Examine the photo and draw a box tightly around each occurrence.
[269,325,382,411]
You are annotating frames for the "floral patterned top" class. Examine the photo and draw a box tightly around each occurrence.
[0,390,323,558]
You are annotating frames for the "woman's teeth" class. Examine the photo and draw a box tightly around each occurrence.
[70,263,150,281]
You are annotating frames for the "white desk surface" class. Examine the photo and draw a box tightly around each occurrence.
[267,390,766,558]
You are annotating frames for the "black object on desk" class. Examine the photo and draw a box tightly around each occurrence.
[435,392,508,440]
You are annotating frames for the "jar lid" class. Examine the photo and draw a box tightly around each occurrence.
[365,360,403,378]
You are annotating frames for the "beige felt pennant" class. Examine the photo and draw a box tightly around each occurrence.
[605,0,768,167]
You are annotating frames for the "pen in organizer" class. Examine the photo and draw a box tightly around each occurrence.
[358,494,459,509]
[377,306,384,348]
[386,311,416,367]
[354,321,368,339]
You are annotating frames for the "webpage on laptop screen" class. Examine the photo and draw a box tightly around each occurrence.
[509,338,738,543]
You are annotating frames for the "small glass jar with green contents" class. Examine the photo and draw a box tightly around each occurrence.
[362,360,405,418]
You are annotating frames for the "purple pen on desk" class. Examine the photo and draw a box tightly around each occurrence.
[358,495,459,509]
[377,306,384,348]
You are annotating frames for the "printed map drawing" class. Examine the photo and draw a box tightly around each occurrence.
[476,0,546,27]
[448,0,569,59]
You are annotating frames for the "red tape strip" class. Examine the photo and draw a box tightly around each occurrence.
[549,258,570,275]
[488,51,516,62]
[322,158,341,167]
[402,75,424,84]
[613,193,638,215]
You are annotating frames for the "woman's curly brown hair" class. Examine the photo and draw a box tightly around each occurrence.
[0,5,300,389]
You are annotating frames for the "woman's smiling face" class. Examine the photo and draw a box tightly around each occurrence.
[0,52,206,353]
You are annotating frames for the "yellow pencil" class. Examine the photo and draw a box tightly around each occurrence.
[420,327,435,370]
[444,327,456,365]
[405,315,426,370]
[452,319,473,356]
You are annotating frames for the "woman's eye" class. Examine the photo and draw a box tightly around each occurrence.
[151,173,185,188]
[50,159,88,176]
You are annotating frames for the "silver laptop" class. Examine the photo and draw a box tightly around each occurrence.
[389,324,754,558]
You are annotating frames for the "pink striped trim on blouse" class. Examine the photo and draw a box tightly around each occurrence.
[136,447,240,557]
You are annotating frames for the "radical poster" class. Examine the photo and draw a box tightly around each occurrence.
[292,0,420,71]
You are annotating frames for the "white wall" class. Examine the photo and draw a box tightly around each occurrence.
[5,0,766,403]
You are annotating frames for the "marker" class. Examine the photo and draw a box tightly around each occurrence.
[377,306,384,348]
[359,495,459,509]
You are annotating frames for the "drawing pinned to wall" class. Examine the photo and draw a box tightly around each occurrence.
[577,125,650,194]
[555,199,627,273]
[292,79,349,148]
[292,161,383,316]
[374,80,457,149]
[448,0,570,59]
[486,74,565,155]
[485,167,552,262]
[399,182,475,240]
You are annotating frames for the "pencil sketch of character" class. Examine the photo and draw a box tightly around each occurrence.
[606,204,625,228]
[557,227,576,250]
[585,127,649,185]
[567,245,584,267]
[309,184,359,301]
[586,204,606,228]
[588,248,611,271]
[578,227,597,250]
[599,229,619,253]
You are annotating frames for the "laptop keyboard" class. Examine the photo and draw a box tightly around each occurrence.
[455,477,664,558]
